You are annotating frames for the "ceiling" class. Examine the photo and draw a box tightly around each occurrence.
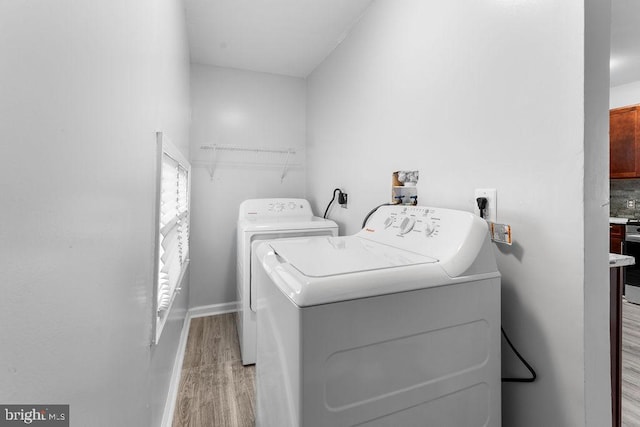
[610,0,640,87]
[184,0,639,86]
[183,0,373,78]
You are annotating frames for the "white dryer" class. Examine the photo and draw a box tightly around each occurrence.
[236,198,338,365]
[254,205,501,427]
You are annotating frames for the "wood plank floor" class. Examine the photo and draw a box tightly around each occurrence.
[172,314,255,427]
[623,299,640,427]
[173,307,640,426]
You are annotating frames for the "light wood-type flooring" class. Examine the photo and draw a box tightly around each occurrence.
[623,299,640,427]
[172,314,255,427]
[173,306,640,427]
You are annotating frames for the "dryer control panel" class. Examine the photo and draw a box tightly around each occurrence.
[358,205,491,277]
[239,198,314,218]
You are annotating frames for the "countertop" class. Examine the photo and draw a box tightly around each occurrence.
[610,253,635,268]
[610,217,631,224]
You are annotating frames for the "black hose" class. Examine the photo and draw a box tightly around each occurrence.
[323,188,342,219]
[501,326,537,383]
[361,203,392,228]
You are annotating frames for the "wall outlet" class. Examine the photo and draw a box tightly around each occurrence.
[474,188,497,223]
[339,192,348,208]
[628,200,635,209]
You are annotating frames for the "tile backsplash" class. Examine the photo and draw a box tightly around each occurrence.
[611,178,640,218]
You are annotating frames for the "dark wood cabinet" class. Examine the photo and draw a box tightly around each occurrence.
[611,105,640,179]
[611,266,623,427]
[609,223,628,427]
[610,224,625,254]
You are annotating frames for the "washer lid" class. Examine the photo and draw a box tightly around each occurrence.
[269,236,437,278]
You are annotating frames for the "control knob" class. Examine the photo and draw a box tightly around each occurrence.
[288,202,296,210]
[399,217,416,235]
[383,216,395,229]
[424,222,436,237]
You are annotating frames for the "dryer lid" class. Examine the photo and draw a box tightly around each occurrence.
[239,215,337,233]
[269,236,437,278]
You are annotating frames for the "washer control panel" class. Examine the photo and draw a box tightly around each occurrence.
[358,205,488,262]
[375,206,442,239]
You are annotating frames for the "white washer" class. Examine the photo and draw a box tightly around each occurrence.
[236,198,338,365]
[254,205,501,427]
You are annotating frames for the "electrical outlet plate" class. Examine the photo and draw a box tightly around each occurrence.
[490,222,512,245]
[474,188,497,223]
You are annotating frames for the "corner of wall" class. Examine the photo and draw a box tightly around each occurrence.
[584,0,613,424]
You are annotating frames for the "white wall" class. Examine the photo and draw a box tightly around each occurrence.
[584,0,612,425]
[148,1,192,425]
[0,1,191,425]
[610,80,640,108]
[306,1,609,426]
[189,64,306,307]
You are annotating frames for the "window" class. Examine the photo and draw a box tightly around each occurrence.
[154,132,190,344]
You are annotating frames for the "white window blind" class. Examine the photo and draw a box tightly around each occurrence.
[154,132,190,344]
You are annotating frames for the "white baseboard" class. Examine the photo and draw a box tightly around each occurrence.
[161,315,191,427]
[188,301,238,318]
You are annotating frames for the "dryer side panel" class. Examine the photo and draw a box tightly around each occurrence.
[301,278,501,427]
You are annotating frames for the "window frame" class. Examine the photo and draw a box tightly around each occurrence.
[153,131,191,345]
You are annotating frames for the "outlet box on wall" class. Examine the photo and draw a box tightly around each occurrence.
[474,188,497,223]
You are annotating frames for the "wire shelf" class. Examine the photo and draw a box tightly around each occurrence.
[195,144,303,181]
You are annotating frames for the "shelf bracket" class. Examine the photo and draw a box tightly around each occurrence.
[280,149,292,183]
